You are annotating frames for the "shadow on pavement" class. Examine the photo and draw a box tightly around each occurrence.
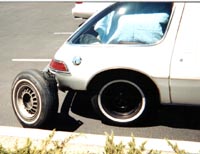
[157,105,200,130]
[45,91,83,131]
[47,91,200,131]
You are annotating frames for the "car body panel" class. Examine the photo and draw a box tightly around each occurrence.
[170,3,200,105]
[49,2,200,106]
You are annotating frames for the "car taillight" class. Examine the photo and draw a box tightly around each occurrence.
[50,59,68,72]
[75,1,82,4]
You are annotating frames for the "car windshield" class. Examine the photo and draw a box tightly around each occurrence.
[70,2,173,45]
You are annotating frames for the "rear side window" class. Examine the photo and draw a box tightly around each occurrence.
[73,2,173,45]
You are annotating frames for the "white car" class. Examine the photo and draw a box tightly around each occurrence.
[72,2,112,19]
[12,2,200,128]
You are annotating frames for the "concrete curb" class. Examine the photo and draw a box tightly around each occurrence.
[0,126,199,153]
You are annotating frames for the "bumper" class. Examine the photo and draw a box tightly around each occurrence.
[49,68,87,91]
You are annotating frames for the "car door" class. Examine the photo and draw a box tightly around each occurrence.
[170,3,200,105]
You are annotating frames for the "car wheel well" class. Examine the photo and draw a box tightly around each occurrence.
[88,69,160,105]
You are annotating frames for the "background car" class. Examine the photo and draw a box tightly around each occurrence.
[72,2,113,19]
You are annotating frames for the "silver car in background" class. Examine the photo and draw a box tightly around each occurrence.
[72,2,112,19]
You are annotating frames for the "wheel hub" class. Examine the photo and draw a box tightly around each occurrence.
[114,94,129,111]
[21,88,38,115]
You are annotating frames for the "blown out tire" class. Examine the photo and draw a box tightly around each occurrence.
[92,77,154,125]
[11,69,58,128]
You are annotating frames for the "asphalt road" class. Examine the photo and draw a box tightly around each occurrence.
[0,2,199,142]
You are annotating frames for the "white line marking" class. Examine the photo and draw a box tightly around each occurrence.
[53,32,73,35]
[12,59,51,62]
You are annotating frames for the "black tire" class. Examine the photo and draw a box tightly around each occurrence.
[11,69,58,128]
[91,76,155,125]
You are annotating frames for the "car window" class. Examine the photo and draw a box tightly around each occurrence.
[72,2,173,45]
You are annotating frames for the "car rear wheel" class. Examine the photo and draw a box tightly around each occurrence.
[11,69,58,128]
[92,77,153,125]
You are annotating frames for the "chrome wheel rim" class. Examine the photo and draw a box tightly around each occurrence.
[12,79,42,124]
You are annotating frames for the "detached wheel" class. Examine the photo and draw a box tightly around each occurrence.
[11,69,58,128]
[92,77,154,125]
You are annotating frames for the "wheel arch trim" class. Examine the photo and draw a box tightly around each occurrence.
[87,68,161,103]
